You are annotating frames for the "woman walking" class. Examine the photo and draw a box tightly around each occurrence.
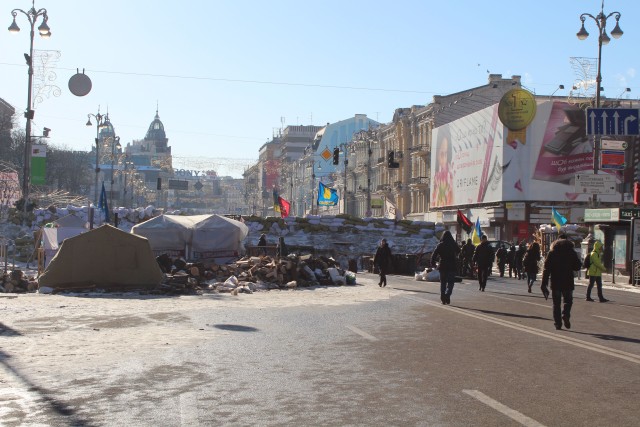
[431,230,461,304]
[523,242,542,293]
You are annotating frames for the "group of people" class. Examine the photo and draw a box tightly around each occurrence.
[415,232,610,330]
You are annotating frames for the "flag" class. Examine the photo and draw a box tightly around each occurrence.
[384,197,403,220]
[471,217,482,245]
[273,189,290,218]
[98,182,110,223]
[317,182,339,206]
[278,196,290,218]
[457,210,473,233]
[551,207,567,232]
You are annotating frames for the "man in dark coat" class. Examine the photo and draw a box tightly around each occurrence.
[495,244,508,277]
[460,239,475,277]
[373,238,392,287]
[541,234,582,330]
[515,242,526,280]
[431,230,461,305]
[472,235,494,291]
[507,244,516,278]
[257,233,267,255]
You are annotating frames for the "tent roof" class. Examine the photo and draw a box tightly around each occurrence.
[53,214,87,229]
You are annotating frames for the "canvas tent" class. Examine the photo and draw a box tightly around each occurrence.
[38,224,164,290]
[131,214,249,261]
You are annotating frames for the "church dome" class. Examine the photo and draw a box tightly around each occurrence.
[98,115,115,139]
[145,110,166,141]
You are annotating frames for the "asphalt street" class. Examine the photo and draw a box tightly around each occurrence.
[1,272,639,426]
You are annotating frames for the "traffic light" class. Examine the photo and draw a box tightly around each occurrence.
[387,151,399,168]
[333,147,340,165]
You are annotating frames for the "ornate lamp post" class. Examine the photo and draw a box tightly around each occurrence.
[86,111,108,205]
[109,136,121,212]
[8,1,51,215]
[577,2,623,207]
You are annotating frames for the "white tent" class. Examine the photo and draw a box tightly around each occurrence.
[41,214,88,268]
[191,214,249,260]
[131,214,249,261]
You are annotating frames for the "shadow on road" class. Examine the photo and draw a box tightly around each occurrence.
[212,324,259,332]
[390,287,438,295]
[0,349,93,426]
[0,322,22,336]
[455,306,549,321]
[568,331,640,344]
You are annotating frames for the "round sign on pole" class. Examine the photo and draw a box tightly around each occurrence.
[68,69,92,97]
[498,88,537,130]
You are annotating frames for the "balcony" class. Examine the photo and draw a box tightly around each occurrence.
[409,176,430,188]
[410,144,429,156]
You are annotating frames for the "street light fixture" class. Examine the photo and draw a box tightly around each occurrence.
[8,1,51,217]
[577,2,622,208]
[86,111,108,205]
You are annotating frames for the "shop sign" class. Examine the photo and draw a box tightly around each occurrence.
[620,209,640,219]
[584,208,619,222]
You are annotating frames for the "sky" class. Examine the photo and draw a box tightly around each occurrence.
[1,0,638,178]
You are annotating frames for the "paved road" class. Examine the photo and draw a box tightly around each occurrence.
[1,272,638,426]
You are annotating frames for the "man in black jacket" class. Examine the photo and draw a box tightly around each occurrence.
[460,239,475,277]
[373,239,392,287]
[473,235,494,291]
[431,231,461,304]
[541,234,581,330]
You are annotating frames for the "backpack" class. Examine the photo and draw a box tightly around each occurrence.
[583,253,591,270]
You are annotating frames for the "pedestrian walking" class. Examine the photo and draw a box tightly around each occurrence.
[541,234,582,330]
[431,230,461,304]
[257,233,267,255]
[507,244,516,278]
[473,235,494,291]
[586,240,609,303]
[460,239,475,277]
[495,244,508,277]
[515,242,526,280]
[523,242,542,293]
[373,238,392,287]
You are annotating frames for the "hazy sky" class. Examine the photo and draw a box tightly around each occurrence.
[2,1,638,177]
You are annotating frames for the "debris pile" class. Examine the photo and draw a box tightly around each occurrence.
[0,270,38,293]
[154,253,357,295]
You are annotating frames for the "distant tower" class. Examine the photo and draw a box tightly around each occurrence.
[145,107,170,153]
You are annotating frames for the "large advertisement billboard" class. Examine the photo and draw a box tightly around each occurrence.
[430,100,624,208]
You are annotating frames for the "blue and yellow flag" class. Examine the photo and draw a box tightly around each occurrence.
[98,182,110,223]
[318,182,339,206]
[551,207,567,232]
[471,217,482,245]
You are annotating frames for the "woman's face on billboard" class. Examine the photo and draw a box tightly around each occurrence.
[437,137,449,170]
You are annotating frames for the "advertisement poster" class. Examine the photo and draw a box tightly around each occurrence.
[614,229,626,269]
[430,100,626,208]
[431,105,503,207]
[31,144,47,186]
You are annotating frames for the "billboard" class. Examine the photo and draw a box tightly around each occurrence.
[430,101,624,208]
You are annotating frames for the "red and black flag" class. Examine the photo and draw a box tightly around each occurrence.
[457,209,472,233]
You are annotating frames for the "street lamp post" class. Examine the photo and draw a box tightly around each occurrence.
[577,2,623,207]
[109,136,121,213]
[8,1,51,217]
[86,111,108,205]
